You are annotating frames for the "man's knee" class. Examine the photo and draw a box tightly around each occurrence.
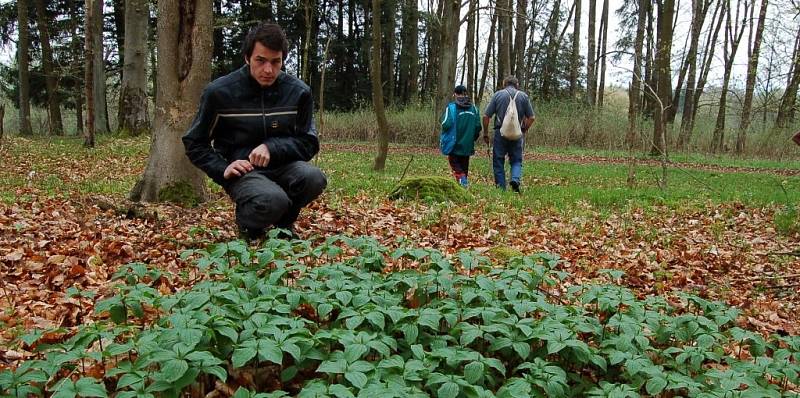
[302,166,327,200]
[236,190,291,229]
[288,164,327,203]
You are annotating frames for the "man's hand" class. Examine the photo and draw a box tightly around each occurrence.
[249,144,271,168]
[223,159,254,179]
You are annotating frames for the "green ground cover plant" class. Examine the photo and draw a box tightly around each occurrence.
[3,235,799,397]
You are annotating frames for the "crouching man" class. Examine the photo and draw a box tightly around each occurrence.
[183,22,326,239]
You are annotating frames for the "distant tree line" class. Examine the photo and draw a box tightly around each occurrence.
[2,0,800,156]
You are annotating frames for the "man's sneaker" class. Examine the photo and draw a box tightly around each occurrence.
[458,175,468,187]
[510,180,521,193]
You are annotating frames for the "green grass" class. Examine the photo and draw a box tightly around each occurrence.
[316,149,800,212]
[3,135,799,213]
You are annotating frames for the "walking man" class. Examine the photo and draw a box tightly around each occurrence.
[482,76,535,192]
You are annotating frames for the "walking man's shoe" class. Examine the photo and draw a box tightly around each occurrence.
[510,180,521,193]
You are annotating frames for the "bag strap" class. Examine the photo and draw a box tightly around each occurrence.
[505,88,519,103]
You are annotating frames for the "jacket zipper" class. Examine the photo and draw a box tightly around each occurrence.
[261,89,267,139]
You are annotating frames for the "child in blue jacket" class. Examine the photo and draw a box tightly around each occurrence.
[440,85,482,187]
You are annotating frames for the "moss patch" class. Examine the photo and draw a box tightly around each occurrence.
[388,176,471,203]
[158,181,203,207]
[486,246,524,264]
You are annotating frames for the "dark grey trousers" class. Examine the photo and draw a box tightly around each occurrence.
[224,161,327,231]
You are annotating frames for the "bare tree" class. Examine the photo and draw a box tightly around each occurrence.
[710,0,748,153]
[129,0,212,202]
[118,0,151,136]
[586,0,597,105]
[498,0,513,79]
[91,0,111,134]
[627,0,647,185]
[84,0,96,147]
[597,0,609,106]
[678,0,727,148]
[776,26,800,129]
[371,0,391,171]
[570,0,581,98]
[650,0,674,156]
[436,0,460,113]
[466,0,477,95]
[398,0,419,103]
[17,0,32,135]
[735,0,768,153]
[513,0,529,79]
[478,10,498,103]
[676,0,716,149]
[34,0,64,135]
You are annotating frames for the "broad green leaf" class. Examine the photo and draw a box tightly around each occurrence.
[232,344,258,368]
[204,365,227,382]
[75,378,108,398]
[160,359,189,383]
[344,371,368,389]
[464,361,484,384]
[645,377,667,396]
[437,382,460,398]
[318,359,347,374]
[258,339,284,365]
[328,384,355,398]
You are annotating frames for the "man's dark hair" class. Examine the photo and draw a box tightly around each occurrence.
[242,22,289,60]
[502,76,520,89]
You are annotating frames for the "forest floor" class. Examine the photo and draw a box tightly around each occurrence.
[1,137,799,362]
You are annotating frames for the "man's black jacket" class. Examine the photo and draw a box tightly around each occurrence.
[182,65,320,186]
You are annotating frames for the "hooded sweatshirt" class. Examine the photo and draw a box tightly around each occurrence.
[440,96,482,156]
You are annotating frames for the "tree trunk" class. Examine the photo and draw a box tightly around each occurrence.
[422,0,443,99]
[676,0,713,149]
[17,0,32,135]
[597,0,609,107]
[371,0,390,171]
[466,0,476,96]
[129,0,212,203]
[570,0,581,98]
[85,0,96,147]
[0,105,4,145]
[118,0,150,136]
[400,0,419,103]
[497,0,512,79]
[642,3,655,116]
[710,0,747,153]
[542,0,561,99]
[691,1,724,123]
[776,26,800,128]
[113,0,125,74]
[398,0,418,104]
[382,0,396,106]
[513,0,528,79]
[650,0,674,156]
[478,10,498,105]
[586,0,597,106]
[628,0,647,185]
[34,0,64,135]
[735,0,767,153]
[90,0,111,134]
[435,0,460,113]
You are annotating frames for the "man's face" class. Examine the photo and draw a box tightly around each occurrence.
[454,93,467,100]
[246,42,283,87]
